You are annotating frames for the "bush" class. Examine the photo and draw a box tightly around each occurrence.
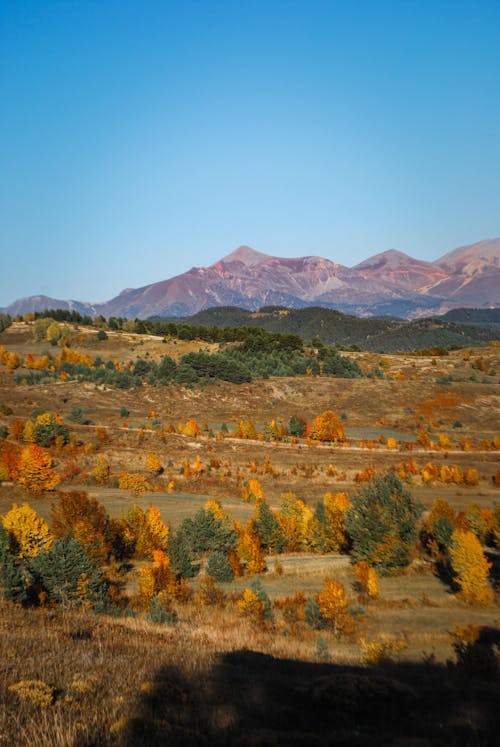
[147,595,177,625]
[305,597,325,630]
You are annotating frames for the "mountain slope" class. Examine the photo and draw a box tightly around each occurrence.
[3,239,500,319]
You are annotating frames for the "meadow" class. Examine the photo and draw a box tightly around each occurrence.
[0,317,499,745]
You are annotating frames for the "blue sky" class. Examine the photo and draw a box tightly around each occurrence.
[1,0,499,306]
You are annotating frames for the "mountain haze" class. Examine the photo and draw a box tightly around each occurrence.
[3,239,500,319]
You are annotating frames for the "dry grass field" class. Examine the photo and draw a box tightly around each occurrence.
[1,321,499,745]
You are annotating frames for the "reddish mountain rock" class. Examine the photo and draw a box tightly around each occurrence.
[3,239,500,319]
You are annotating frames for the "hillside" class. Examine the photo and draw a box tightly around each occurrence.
[160,305,500,352]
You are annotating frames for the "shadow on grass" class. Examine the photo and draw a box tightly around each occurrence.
[101,637,500,747]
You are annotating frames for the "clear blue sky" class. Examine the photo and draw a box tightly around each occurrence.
[1,0,499,306]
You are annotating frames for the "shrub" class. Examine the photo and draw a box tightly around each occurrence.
[195,575,226,606]
[147,595,176,625]
[305,597,325,630]
[360,635,407,665]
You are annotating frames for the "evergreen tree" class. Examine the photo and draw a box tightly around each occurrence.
[345,472,424,572]
[168,534,197,578]
[178,508,237,556]
[0,525,35,604]
[29,536,109,610]
[254,501,285,553]
[206,551,234,583]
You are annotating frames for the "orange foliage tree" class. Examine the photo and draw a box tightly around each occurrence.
[50,491,114,562]
[449,529,494,605]
[182,419,200,437]
[311,410,345,442]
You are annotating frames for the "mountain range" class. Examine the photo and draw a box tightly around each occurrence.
[3,238,500,320]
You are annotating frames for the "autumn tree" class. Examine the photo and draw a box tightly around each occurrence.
[323,492,352,552]
[236,519,266,576]
[145,453,162,475]
[449,529,494,605]
[122,504,170,560]
[316,577,351,636]
[353,560,379,600]
[277,492,314,552]
[118,472,151,494]
[311,410,345,442]
[17,444,60,493]
[50,491,117,562]
[234,420,258,439]
[2,503,53,558]
[237,578,273,625]
[345,472,424,572]
[182,419,200,438]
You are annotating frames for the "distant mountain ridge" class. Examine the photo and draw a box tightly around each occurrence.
[3,238,500,320]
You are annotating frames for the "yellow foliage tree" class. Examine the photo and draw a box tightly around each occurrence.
[204,499,227,522]
[91,456,110,484]
[22,420,36,443]
[45,321,62,344]
[237,519,266,576]
[122,504,170,560]
[316,577,351,636]
[17,444,60,493]
[248,478,264,501]
[449,528,494,605]
[145,505,170,553]
[2,503,53,557]
[118,472,151,494]
[353,560,379,600]
[277,492,314,551]
[324,492,351,552]
[138,549,172,604]
[311,410,345,442]
[145,453,162,474]
[234,420,258,439]
[236,588,266,624]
